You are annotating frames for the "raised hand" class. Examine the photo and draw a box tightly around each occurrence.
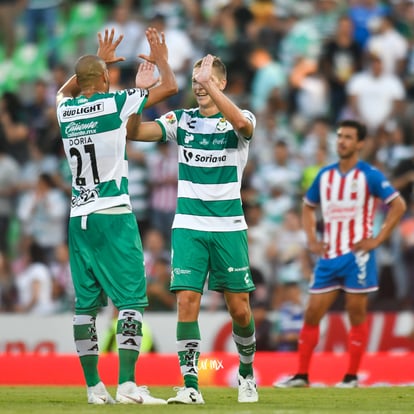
[97,28,125,64]
[194,54,214,85]
[138,27,168,65]
[135,61,159,89]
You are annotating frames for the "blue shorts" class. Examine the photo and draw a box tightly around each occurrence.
[309,251,378,294]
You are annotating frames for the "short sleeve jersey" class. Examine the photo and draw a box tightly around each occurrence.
[156,108,256,232]
[56,89,148,217]
[304,160,399,258]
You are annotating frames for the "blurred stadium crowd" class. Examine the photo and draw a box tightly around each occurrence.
[1,0,414,349]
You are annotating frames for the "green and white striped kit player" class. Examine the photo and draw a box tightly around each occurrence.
[56,88,149,312]
[57,89,148,218]
[156,108,257,294]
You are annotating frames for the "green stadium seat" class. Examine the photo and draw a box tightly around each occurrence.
[67,2,106,37]
[10,43,48,83]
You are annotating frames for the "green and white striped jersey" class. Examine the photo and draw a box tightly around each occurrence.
[56,88,148,217]
[156,108,255,232]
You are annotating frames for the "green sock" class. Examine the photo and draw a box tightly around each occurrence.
[73,314,100,387]
[79,355,100,387]
[232,316,256,378]
[117,309,143,384]
[176,321,201,391]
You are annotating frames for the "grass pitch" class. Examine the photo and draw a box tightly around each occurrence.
[0,386,413,414]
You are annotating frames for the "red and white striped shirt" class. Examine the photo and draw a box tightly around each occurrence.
[304,160,399,258]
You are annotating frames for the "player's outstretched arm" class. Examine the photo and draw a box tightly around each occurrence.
[127,28,177,141]
[138,27,178,108]
[127,121,163,142]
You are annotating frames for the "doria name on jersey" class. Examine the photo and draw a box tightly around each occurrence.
[157,108,256,232]
[56,89,148,217]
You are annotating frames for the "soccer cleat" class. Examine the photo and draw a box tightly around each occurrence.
[238,374,259,403]
[87,381,115,404]
[167,387,205,404]
[335,374,358,388]
[274,374,309,388]
[116,381,167,404]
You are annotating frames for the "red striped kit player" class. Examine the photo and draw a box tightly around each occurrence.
[275,119,406,389]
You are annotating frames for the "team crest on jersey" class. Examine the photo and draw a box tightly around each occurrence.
[71,187,99,207]
[165,112,177,124]
[351,180,358,192]
[350,179,358,199]
[216,117,228,131]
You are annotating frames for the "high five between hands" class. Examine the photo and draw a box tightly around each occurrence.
[97,27,168,89]
[136,28,169,89]
[97,28,215,91]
